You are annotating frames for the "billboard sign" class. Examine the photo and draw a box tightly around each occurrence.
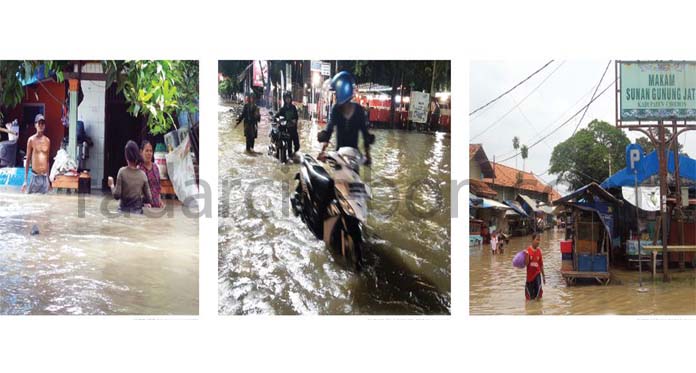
[252,60,268,88]
[409,91,430,124]
[620,61,696,121]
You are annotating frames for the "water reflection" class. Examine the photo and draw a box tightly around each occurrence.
[218,101,451,315]
[0,189,199,315]
[470,229,696,315]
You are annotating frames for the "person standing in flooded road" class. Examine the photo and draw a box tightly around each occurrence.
[22,114,51,194]
[275,91,299,159]
[235,92,261,152]
[138,140,164,208]
[525,233,545,300]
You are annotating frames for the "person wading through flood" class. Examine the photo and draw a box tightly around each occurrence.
[22,114,51,194]
[107,140,152,214]
[275,91,299,160]
[317,71,374,164]
[138,140,164,208]
[235,92,261,153]
[525,233,545,301]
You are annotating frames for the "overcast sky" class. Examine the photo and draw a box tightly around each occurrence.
[469,60,696,194]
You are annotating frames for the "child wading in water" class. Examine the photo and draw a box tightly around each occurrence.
[525,233,545,300]
[108,140,152,214]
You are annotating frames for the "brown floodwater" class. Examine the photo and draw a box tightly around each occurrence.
[218,101,451,315]
[470,228,696,315]
[0,189,199,315]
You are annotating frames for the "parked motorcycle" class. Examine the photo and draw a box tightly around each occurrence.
[291,146,371,270]
[268,113,291,163]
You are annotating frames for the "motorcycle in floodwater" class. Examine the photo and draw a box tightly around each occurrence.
[291,146,372,271]
[268,113,291,163]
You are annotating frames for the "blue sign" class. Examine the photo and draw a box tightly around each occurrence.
[626,143,644,171]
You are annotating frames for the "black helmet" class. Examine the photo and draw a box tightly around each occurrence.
[283,91,292,101]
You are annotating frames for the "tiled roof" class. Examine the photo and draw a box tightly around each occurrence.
[483,162,560,201]
[470,179,498,198]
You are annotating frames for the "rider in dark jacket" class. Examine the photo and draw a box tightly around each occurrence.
[275,91,299,159]
[318,71,374,165]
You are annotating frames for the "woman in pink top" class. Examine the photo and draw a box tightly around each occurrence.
[139,140,164,208]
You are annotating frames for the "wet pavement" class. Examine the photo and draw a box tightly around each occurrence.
[218,101,451,315]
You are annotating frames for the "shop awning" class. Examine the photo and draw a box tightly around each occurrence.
[504,200,528,217]
[554,182,621,205]
[471,195,509,209]
[517,194,542,213]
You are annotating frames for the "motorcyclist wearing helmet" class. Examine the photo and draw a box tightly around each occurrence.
[318,71,374,166]
[275,91,299,158]
[235,92,261,152]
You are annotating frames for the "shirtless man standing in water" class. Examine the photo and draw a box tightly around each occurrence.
[21,114,51,194]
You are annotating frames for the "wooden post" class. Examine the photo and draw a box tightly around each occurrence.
[68,78,80,161]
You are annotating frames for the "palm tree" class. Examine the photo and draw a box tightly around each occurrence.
[521,144,529,172]
[512,136,520,169]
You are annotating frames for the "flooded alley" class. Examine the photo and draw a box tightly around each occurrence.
[470,229,696,315]
[218,101,451,315]
[0,190,199,315]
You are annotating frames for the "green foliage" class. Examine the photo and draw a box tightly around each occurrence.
[104,60,199,136]
[218,77,237,97]
[512,136,520,150]
[0,60,68,121]
[549,119,630,191]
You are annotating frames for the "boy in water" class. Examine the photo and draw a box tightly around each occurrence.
[525,233,545,300]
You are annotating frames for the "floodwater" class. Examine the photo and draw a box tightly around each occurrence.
[470,229,696,315]
[0,189,199,315]
[218,101,451,315]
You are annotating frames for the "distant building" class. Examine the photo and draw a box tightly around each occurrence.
[482,162,561,204]
[469,144,498,198]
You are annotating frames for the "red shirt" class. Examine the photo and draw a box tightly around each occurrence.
[526,246,543,282]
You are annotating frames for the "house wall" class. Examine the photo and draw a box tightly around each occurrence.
[469,159,482,181]
[78,76,106,189]
[490,185,550,203]
[10,80,66,164]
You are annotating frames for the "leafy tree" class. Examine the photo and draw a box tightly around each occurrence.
[512,136,520,169]
[0,61,68,120]
[521,144,529,171]
[104,60,199,135]
[549,119,630,191]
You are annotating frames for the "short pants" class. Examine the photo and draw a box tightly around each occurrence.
[28,173,50,194]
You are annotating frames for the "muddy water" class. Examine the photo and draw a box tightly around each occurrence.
[218,101,451,315]
[0,189,199,315]
[470,229,696,315]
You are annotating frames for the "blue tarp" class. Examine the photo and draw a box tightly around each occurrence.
[504,200,529,217]
[601,150,696,188]
[18,64,53,87]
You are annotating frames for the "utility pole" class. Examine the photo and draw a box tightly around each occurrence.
[657,122,670,282]
[430,60,437,97]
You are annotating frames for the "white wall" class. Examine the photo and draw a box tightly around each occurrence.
[78,77,106,189]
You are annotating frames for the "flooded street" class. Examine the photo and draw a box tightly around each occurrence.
[0,189,199,315]
[218,101,451,315]
[470,229,696,315]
